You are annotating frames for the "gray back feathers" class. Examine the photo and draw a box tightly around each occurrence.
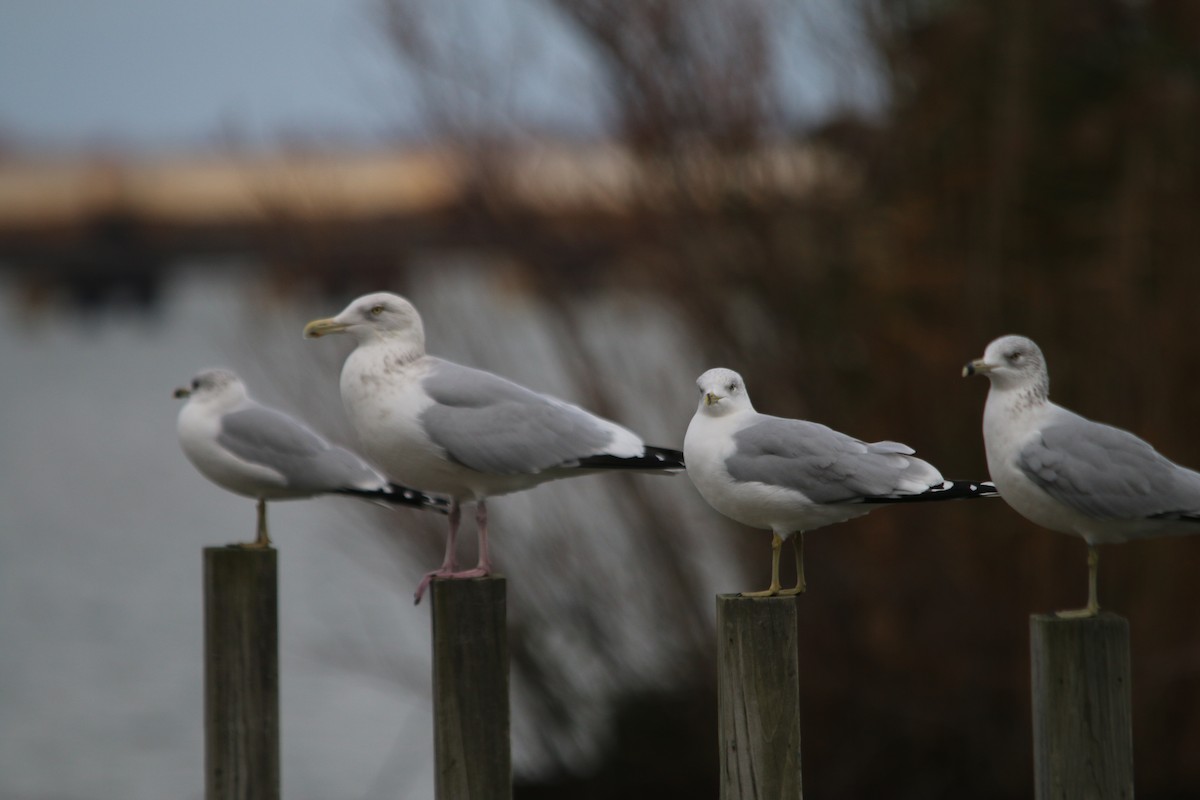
[1018,415,1200,520]
[218,405,383,492]
[726,416,940,504]
[420,359,616,475]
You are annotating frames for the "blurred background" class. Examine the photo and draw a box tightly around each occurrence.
[3,0,1200,797]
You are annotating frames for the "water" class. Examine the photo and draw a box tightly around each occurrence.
[0,264,728,799]
[0,270,437,799]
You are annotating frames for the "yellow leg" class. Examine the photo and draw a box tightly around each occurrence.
[778,532,806,596]
[1056,544,1099,618]
[237,499,273,549]
[742,532,784,597]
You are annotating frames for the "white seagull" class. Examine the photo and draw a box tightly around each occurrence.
[965,334,1200,617]
[175,368,448,548]
[685,367,995,597]
[303,292,686,601]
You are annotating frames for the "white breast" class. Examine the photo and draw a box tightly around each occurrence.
[982,390,1112,541]
[340,349,489,498]
[177,401,290,499]
[684,411,868,537]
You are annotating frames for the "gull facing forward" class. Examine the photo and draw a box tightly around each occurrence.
[686,368,995,597]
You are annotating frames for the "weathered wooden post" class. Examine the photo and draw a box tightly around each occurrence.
[1030,613,1133,800]
[717,594,803,800]
[204,547,280,800]
[430,577,512,800]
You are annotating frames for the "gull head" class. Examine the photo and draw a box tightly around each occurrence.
[963,334,1049,395]
[304,292,426,352]
[174,368,246,405]
[695,368,753,416]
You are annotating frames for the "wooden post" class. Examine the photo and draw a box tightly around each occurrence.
[204,547,280,800]
[1030,613,1133,800]
[430,577,511,800]
[717,594,803,800]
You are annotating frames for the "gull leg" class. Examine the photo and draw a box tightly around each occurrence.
[414,499,495,602]
[435,498,494,581]
[1056,544,1101,619]
[414,500,462,603]
[440,501,462,573]
[237,499,272,549]
[779,532,806,596]
[742,532,784,598]
[473,499,493,573]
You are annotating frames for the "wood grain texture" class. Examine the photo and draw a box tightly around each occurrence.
[431,577,512,800]
[717,594,803,800]
[204,547,280,800]
[1030,613,1133,800]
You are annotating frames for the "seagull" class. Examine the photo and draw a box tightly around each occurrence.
[965,334,1200,617]
[685,368,996,597]
[175,368,448,548]
[303,292,686,602]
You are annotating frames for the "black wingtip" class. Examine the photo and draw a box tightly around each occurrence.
[575,445,686,471]
[338,485,452,514]
[859,479,999,505]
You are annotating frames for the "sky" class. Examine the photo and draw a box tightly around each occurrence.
[0,0,424,149]
[0,0,883,152]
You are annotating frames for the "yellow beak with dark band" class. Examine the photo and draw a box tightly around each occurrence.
[962,359,994,378]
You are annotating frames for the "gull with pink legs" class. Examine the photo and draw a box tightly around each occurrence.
[304,292,685,602]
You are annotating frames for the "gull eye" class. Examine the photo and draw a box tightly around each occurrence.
[727,382,737,393]
[191,379,200,390]
[1006,351,1022,363]
[370,305,385,316]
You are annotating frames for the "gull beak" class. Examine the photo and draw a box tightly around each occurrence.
[303,317,349,339]
[704,392,719,407]
[173,387,191,399]
[962,358,993,377]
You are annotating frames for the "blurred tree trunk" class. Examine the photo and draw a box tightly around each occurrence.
[371,0,1200,797]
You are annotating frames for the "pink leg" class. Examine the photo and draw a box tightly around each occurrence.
[439,501,461,573]
[474,499,492,573]
[412,499,494,603]
[413,500,461,604]
[428,499,493,582]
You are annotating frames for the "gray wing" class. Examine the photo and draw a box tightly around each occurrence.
[726,416,942,504]
[1017,416,1200,520]
[419,359,620,475]
[218,405,384,493]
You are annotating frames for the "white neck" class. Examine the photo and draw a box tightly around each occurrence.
[982,379,1052,452]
